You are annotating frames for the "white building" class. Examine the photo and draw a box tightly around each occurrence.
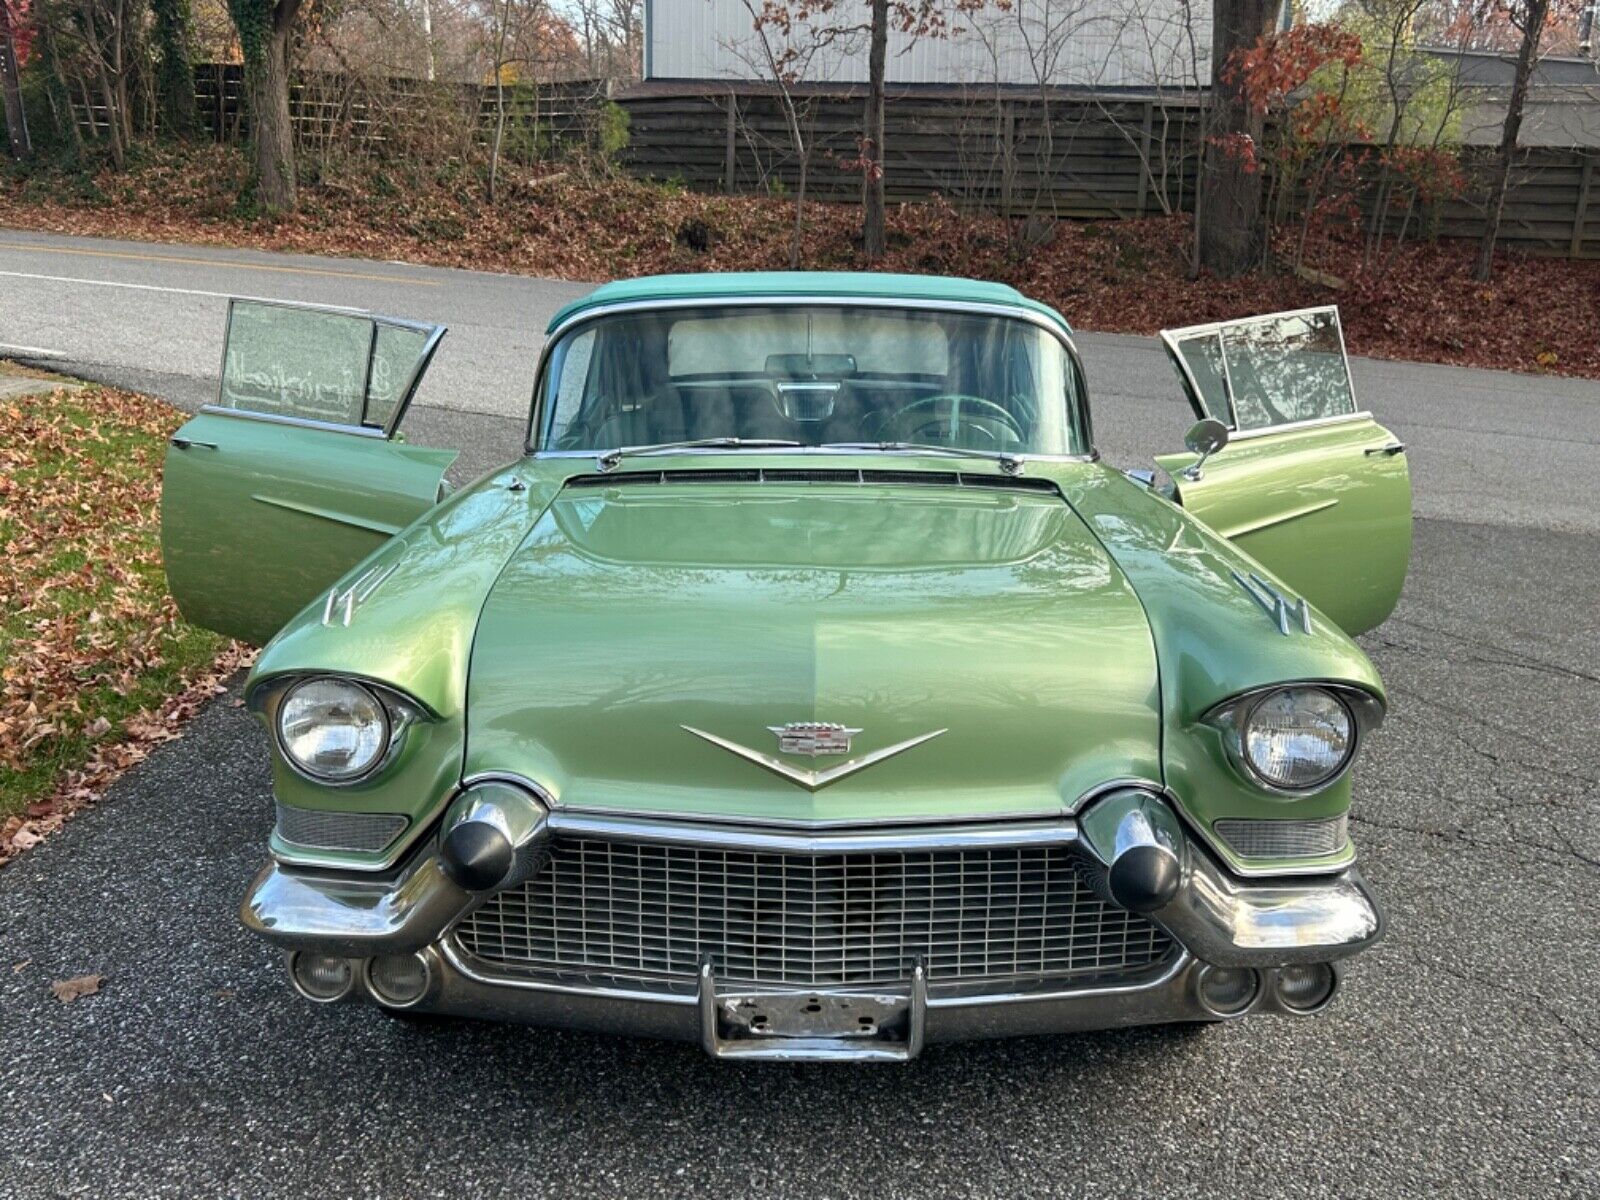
[643,0,1214,90]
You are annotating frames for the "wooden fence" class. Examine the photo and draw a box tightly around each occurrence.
[69,69,1600,257]
[617,87,1599,258]
[73,64,606,156]
[618,89,1204,220]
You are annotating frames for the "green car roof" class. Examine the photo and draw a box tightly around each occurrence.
[546,272,1073,335]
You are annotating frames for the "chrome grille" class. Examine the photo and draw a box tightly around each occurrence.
[274,803,407,852]
[1213,814,1349,859]
[452,837,1175,993]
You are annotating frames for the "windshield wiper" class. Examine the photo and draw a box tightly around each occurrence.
[818,442,1025,476]
[596,438,803,472]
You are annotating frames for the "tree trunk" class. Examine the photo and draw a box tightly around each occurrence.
[1474,0,1549,282]
[0,0,31,159]
[1197,0,1275,278]
[245,25,297,212]
[862,0,888,259]
[487,0,510,204]
[152,0,198,138]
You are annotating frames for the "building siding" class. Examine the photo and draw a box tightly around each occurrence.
[645,0,1213,89]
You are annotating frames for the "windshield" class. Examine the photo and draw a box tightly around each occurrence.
[536,305,1086,457]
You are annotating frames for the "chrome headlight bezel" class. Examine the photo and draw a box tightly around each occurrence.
[252,675,424,786]
[1203,683,1383,797]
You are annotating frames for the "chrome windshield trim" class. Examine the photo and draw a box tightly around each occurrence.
[533,447,1096,464]
[525,293,1091,457]
[542,811,1081,854]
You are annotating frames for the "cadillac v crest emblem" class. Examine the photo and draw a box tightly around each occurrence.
[769,722,860,757]
[681,723,947,792]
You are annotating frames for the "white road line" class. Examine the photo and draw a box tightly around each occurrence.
[0,341,65,357]
[0,269,364,310]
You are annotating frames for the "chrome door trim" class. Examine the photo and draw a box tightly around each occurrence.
[1225,410,1373,442]
[195,406,391,438]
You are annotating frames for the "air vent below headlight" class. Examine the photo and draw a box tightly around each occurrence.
[275,803,408,852]
[1213,814,1349,860]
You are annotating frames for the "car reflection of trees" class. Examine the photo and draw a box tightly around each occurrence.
[1223,314,1353,429]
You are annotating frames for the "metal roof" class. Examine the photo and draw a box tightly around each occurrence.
[546,272,1075,334]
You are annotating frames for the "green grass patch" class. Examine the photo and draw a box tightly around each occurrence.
[0,374,230,825]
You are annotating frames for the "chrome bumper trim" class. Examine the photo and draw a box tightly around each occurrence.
[377,946,1343,1056]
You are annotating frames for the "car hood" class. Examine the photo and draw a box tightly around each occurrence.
[464,476,1160,824]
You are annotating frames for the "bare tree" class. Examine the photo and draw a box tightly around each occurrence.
[754,0,985,259]
[1473,0,1551,279]
[725,0,833,265]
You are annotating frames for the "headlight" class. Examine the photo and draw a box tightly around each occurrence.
[277,678,390,782]
[1238,686,1354,791]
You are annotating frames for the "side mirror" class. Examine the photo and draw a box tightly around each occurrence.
[1181,417,1229,481]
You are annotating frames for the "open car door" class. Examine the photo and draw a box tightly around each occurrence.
[162,300,457,645]
[1154,307,1410,637]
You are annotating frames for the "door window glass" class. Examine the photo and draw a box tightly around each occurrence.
[366,324,431,429]
[1173,333,1231,423]
[217,301,439,431]
[1221,310,1355,430]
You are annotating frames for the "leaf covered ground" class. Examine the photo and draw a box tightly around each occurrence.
[0,371,247,866]
[3,144,1597,379]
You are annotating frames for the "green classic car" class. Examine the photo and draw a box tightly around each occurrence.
[162,273,1410,1060]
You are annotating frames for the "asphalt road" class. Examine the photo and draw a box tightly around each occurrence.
[1,231,1598,1198]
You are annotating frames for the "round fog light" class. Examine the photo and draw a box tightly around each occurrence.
[1196,965,1259,1017]
[367,953,431,1007]
[290,953,355,1002]
[1276,963,1336,1012]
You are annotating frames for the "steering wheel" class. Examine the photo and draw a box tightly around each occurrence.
[885,394,1025,449]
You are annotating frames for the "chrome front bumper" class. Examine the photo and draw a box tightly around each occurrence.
[244,791,1384,1059]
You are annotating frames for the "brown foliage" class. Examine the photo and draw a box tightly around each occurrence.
[0,144,1596,379]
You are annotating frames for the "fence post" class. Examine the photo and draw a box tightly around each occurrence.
[724,92,737,194]
[1572,151,1594,259]
[1135,101,1154,217]
[1000,102,1014,217]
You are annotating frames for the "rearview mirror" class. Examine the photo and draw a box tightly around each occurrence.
[1181,417,1229,481]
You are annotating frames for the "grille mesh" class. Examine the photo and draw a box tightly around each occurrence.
[1213,814,1349,859]
[453,837,1175,993]
[274,803,407,852]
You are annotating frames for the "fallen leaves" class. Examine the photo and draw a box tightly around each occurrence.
[0,382,252,866]
[50,974,104,1003]
[0,143,1597,380]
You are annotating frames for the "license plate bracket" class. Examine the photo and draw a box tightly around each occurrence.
[697,960,927,1062]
